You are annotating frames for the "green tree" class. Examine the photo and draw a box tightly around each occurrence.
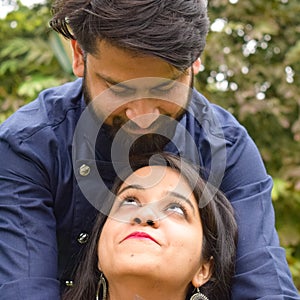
[0,0,73,122]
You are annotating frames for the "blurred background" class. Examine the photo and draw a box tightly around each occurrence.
[0,0,299,291]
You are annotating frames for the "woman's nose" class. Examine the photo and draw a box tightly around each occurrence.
[132,217,159,228]
[131,206,160,228]
[125,100,160,129]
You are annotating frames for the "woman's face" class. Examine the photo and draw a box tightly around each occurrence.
[98,165,211,288]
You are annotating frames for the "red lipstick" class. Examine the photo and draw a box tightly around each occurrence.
[122,231,158,244]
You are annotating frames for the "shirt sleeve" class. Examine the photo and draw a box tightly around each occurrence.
[221,126,300,299]
[0,139,61,299]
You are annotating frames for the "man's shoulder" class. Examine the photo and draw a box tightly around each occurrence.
[0,79,84,143]
[189,89,247,143]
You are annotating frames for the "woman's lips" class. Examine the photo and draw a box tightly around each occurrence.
[121,231,159,244]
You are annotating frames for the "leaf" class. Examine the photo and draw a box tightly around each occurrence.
[285,40,300,65]
[0,59,19,74]
[17,75,63,99]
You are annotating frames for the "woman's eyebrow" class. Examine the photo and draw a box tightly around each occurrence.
[117,184,146,195]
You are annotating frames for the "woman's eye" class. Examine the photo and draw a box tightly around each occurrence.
[120,197,140,207]
[165,203,186,216]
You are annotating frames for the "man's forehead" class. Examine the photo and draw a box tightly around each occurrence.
[88,40,189,81]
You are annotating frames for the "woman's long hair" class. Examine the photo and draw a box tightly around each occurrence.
[63,153,238,300]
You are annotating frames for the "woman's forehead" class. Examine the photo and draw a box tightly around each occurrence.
[120,165,193,195]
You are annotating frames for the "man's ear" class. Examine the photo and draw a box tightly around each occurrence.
[70,39,85,77]
[192,257,213,288]
[192,58,201,75]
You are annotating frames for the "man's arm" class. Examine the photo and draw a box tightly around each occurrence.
[221,126,299,299]
[0,139,60,299]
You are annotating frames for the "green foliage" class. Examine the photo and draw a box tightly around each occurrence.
[0,0,299,292]
[0,1,74,121]
[196,0,300,290]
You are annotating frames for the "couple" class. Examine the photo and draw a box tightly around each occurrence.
[63,152,238,300]
[0,0,299,299]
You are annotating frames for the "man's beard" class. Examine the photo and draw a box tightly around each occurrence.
[82,72,193,158]
[112,119,177,158]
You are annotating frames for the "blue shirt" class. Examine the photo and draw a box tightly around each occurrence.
[0,79,299,299]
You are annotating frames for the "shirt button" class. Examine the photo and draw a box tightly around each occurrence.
[79,164,90,176]
[77,232,89,244]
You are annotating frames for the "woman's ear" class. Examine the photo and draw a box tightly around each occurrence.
[70,40,85,77]
[192,58,201,75]
[192,257,213,287]
[97,259,102,272]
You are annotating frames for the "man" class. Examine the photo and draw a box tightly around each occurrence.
[0,0,299,299]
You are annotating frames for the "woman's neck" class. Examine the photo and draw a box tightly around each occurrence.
[106,276,187,300]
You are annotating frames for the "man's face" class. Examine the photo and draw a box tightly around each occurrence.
[71,40,193,153]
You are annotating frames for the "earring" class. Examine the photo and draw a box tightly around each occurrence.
[96,273,107,300]
[190,287,209,300]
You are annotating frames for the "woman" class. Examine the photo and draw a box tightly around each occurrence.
[63,153,237,300]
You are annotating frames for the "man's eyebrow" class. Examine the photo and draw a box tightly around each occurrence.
[152,79,176,89]
[95,73,131,89]
[95,72,184,88]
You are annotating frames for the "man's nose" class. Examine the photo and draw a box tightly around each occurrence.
[125,100,160,129]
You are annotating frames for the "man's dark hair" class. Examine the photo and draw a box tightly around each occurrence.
[49,0,209,71]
